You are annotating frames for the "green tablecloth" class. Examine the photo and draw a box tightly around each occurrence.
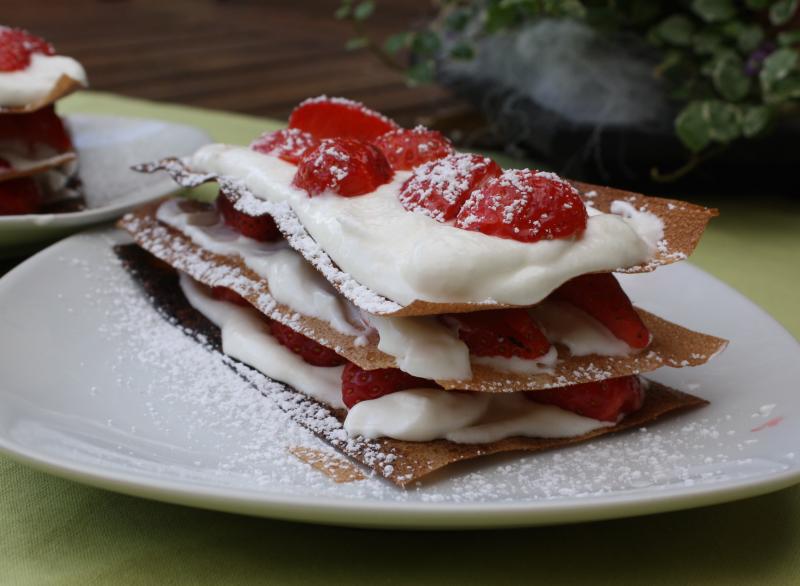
[2,92,799,585]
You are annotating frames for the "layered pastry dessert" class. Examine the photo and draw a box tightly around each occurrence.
[118,96,727,485]
[0,26,88,214]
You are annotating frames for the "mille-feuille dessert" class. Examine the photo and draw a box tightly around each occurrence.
[0,26,87,215]
[118,96,726,485]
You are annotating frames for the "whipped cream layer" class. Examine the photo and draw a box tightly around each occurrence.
[189,144,662,306]
[179,274,617,443]
[0,54,87,107]
[158,199,637,381]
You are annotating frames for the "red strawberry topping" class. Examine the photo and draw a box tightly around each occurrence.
[0,158,11,172]
[288,96,399,141]
[527,375,645,422]
[0,27,54,72]
[399,153,501,222]
[0,177,42,215]
[0,106,73,154]
[341,363,437,409]
[447,308,551,359]
[250,128,320,165]
[551,273,651,349]
[292,137,393,197]
[374,126,454,171]
[455,169,587,242]
[210,286,251,307]
[269,320,346,367]
[216,189,282,242]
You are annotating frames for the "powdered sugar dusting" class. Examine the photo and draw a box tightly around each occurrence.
[41,233,769,503]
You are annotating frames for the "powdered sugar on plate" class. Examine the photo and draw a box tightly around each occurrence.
[37,232,761,502]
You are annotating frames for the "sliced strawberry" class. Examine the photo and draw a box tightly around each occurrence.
[0,177,42,215]
[0,27,54,72]
[216,189,282,242]
[250,128,320,165]
[551,273,651,349]
[455,169,587,243]
[269,320,347,367]
[341,363,436,409]
[374,126,454,171]
[210,286,251,307]
[288,96,399,141]
[527,376,645,422]
[0,106,73,153]
[447,308,551,360]
[293,137,393,197]
[398,153,501,222]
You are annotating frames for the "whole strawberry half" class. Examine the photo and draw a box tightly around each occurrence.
[455,169,587,243]
[527,375,645,422]
[341,363,436,409]
[292,137,393,197]
[374,126,454,171]
[216,189,282,242]
[250,128,320,165]
[0,27,54,72]
[0,177,42,215]
[0,106,73,153]
[448,308,551,360]
[398,153,501,222]
[210,286,251,307]
[269,320,346,367]
[288,96,399,141]
[551,273,651,349]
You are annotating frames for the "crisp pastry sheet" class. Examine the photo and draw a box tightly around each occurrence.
[118,202,728,392]
[0,74,84,114]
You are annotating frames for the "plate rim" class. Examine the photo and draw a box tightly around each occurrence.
[0,229,798,529]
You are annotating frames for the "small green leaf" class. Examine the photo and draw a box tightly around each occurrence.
[676,101,712,152]
[765,74,800,102]
[705,100,741,143]
[449,42,475,60]
[744,0,771,9]
[778,31,800,46]
[693,30,724,54]
[656,15,696,46]
[559,0,588,19]
[353,1,374,21]
[740,105,771,137]
[345,37,369,51]
[444,8,472,32]
[407,60,436,86]
[383,33,410,55]
[334,4,351,19]
[691,0,738,22]
[411,31,441,56]
[721,20,744,38]
[711,52,751,100]
[769,0,798,25]
[760,48,799,91]
[737,25,764,54]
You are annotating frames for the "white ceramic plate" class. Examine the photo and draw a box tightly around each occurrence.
[0,229,798,529]
[0,114,210,255]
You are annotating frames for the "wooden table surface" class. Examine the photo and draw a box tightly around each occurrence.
[10,0,469,127]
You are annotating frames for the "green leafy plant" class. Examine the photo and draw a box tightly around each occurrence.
[336,0,800,180]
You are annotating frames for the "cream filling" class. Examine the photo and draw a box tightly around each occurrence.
[158,199,638,380]
[179,274,345,409]
[0,53,87,107]
[530,300,633,357]
[188,144,663,306]
[179,275,615,443]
